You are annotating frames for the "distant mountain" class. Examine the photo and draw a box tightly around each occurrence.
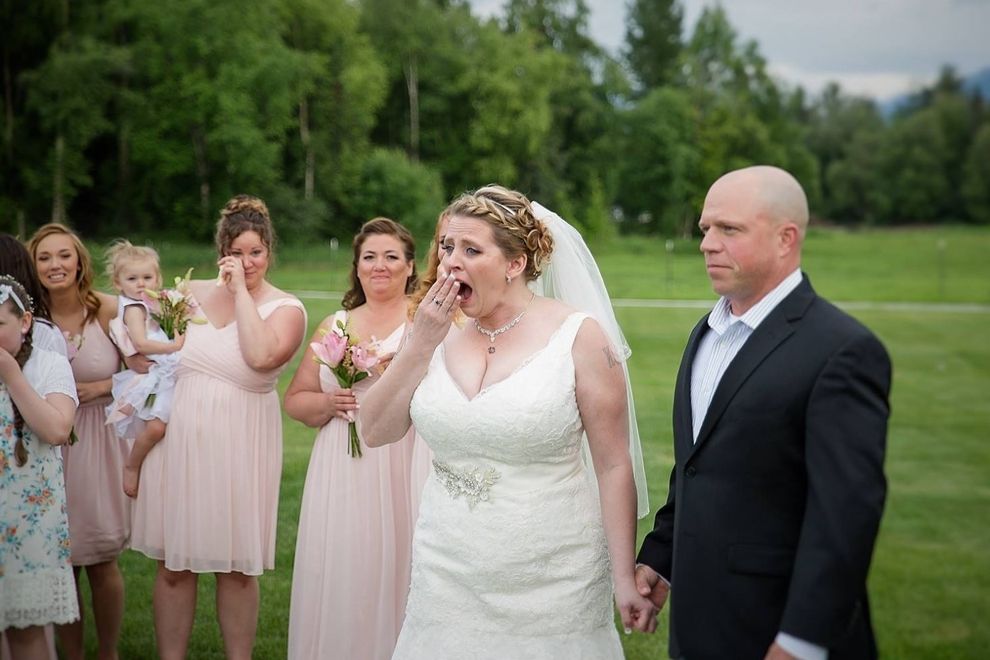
[879,67,990,117]
[962,67,990,98]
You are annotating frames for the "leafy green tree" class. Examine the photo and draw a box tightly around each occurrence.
[624,0,682,91]
[345,148,444,243]
[929,92,979,221]
[672,5,818,226]
[879,110,951,223]
[458,22,557,188]
[502,0,623,236]
[804,83,884,220]
[360,0,443,161]
[616,86,699,235]
[824,130,890,224]
[119,0,309,237]
[961,123,990,224]
[504,0,598,58]
[0,0,66,233]
[23,35,130,226]
[363,3,561,202]
[279,0,387,238]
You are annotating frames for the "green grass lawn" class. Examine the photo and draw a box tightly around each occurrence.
[75,226,989,658]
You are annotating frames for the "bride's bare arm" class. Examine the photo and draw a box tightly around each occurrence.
[574,318,656,632]
[361,275,460,447]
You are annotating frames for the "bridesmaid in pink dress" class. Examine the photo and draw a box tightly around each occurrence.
[284,218,419,660]
[129,195,306,660]
[28,224,129,660]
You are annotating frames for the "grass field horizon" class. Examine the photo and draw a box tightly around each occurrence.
[73,225,988,658]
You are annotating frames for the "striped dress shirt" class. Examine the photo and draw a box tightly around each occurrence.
[688,268,826,660]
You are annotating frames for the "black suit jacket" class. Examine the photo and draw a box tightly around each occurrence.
[638,276,890,660]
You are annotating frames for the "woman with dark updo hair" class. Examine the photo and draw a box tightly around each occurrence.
[129,195,306,659]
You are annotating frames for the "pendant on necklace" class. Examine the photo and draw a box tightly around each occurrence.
[488,346,495,354]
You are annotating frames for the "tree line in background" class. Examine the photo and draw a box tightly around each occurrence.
[3,0,988,245]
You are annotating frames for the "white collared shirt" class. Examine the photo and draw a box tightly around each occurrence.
[688,268,827,660]
[690,268,803,441]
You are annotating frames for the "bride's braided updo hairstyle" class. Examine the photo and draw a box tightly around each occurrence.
[443,185,553,282]
[216,194,276,260]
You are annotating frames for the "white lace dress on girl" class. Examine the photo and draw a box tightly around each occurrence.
[105,295,179,439]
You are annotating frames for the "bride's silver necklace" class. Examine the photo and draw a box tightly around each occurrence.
[474,295,534,354]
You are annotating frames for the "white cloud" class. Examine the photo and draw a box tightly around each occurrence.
[680,0,989,97]
[769,62,934,100]
[467,0,990,99]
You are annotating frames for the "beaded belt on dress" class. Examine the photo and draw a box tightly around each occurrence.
[432,459,501,508]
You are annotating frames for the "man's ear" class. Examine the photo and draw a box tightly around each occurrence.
[778,222,800,257]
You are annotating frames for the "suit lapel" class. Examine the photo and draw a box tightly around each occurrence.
[674,315,710,458]
[687,278,817,462]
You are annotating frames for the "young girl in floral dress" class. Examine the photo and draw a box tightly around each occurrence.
[103,241,184,498]
[0,276,79,660]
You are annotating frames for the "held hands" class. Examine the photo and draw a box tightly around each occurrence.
[629,564,670,633]
[410,273,460,351]
[615,577,660,635]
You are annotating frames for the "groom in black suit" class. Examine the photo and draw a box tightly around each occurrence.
[634,166,890,659]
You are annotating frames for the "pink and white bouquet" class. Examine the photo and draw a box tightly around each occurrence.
[311,319,381,458]
[143,268,207,339]
[62,330,84,362]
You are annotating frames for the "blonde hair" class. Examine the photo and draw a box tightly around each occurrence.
[443,184,553,282]
[104,240,162,289]
[408,210,449,319]
[27,223,101,324]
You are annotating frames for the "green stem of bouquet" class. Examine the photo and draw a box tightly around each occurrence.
[347,421,362,458]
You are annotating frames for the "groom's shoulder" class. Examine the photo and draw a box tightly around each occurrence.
[799,294,888,367]
[805,293,875,338]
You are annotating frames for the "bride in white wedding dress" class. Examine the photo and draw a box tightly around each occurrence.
[361,185,655,659]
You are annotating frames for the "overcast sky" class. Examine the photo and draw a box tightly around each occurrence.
[469,0,990,100]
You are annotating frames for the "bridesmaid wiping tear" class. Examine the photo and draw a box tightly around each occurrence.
[129,195,306,660]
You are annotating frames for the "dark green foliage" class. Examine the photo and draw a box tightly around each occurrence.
[2,0,986,240]
[624,0,682,91]
[344,148,445,245]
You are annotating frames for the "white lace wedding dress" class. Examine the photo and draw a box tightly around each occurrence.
[397,312,624,659]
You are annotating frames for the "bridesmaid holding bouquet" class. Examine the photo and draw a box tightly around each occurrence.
[130,195,306,660]
[285,217,420,660]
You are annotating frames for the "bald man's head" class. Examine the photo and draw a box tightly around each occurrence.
[713,165,809,239]
[698,165,808,315]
